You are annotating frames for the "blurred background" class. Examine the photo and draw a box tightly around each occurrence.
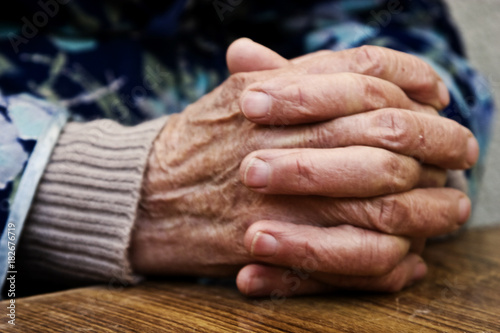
[447,0,500,227]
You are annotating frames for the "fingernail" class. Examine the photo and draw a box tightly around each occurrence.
[459,196,471,224]
[412,260,427,282]
[246,276,266,296]
[250,231,278,257]
[244,158,270,188]
[241,91,271,119]
[438,81,450,107]
[466,137,479,167]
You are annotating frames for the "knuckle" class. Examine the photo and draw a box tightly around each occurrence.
[380,152,414,192]
[301,239,323,269]
[354,45,385,77]
[285,83,311,115]
[372,196,410,234]
[375,109,414,149]
[310,125,336,149]
[293,153,318,187]
[357,75,388,110]
[263,81,312,121]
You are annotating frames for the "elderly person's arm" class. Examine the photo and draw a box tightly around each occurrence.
[1,0,494,298]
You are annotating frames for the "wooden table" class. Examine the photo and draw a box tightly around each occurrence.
[2,226,500,332]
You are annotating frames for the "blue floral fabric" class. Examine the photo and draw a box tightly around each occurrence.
[0,0,496,241]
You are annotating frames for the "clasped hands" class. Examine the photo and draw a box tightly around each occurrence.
[130,38,479,297]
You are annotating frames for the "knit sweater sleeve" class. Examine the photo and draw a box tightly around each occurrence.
[17,116,169,288]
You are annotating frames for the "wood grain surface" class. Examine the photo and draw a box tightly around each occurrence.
[2,226,500,332]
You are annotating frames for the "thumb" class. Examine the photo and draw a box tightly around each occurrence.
[226,38,289,74]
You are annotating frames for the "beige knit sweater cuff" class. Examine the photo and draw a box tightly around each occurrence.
[19,116,169,286]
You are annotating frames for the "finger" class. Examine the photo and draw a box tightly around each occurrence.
[244,222,411,276]
[240,146,446,197]
[290,46,449,110]
[281,108,479,170]
[240,74,434,125]
[237,264,332,297]
[252,188,469,238]
[237,254,426,297]
[227,38,290,74]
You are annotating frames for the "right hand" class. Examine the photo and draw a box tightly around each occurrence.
[129,41,478,296]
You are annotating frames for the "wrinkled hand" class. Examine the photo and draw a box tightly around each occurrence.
[129,39,479,297]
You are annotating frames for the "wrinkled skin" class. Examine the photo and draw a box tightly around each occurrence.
[130,40,479,297]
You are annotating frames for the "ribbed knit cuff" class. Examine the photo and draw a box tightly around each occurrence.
[19,116,169,286]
